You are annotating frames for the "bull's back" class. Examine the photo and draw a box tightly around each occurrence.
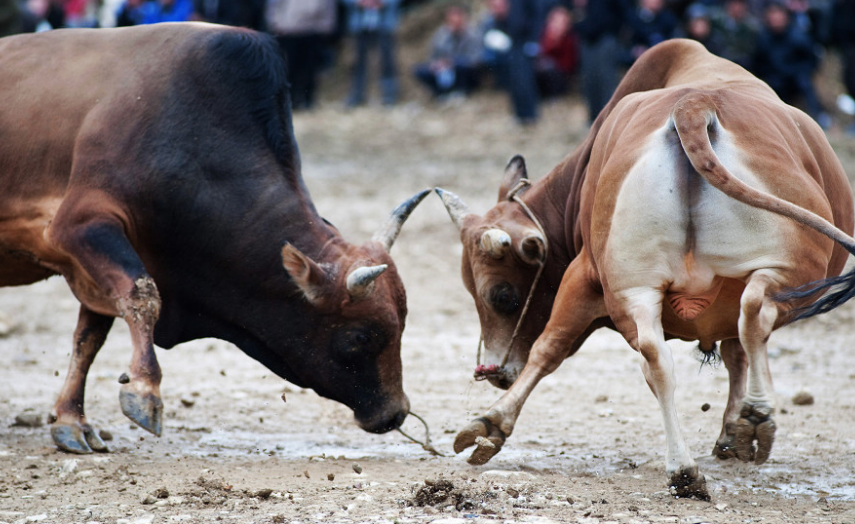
[0,23,268,286]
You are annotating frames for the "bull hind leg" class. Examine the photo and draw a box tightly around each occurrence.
[48,216,164,439]
[52,306,114,453]
[620,288,710,500]
[734,271,779,465]
[713,338,749,460]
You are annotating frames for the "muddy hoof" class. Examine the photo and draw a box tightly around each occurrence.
[51,422,108,454]
[713,423,738,460]
[713,436,738,460]
[453,417,506,465]
[120,385,163,436]
[735,403,775,465]
[669,466,711,501]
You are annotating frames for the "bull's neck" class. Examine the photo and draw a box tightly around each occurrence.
[520,157,583,273]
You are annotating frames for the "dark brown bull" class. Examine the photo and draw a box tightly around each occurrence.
[0,24,427,453]
[437,39,855,498]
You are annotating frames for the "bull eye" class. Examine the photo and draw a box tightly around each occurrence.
[489,283,520,315]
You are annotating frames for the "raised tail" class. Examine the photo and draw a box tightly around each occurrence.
[670,92,855,322]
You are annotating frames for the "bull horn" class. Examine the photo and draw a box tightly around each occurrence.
[480,229,512,259]
[372,188,431,252]
[435,187,471,231]
[346,264,388,299]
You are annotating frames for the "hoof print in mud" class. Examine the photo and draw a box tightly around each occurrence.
[735,403,776,465]
[669,467,711,502]
[453,417,506,465]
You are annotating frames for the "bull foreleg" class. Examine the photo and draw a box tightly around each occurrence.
[734,271,779,465]
[51,306,114,453]
[48,214,164,439]
[713,338,749,459]
[454,255,606,464]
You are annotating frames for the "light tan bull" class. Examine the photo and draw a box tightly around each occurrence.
[440,39,855,499]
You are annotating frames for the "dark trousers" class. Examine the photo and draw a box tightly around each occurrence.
[413,63,480,97]
[504,46,539,122]
[277,34,326,110]
[348,30,398,105]
[580,35,620,124]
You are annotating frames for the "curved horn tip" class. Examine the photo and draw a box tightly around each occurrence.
[372,189,432,252]
[434,187,471,231]
[505,154,527,173]
[346,264,388,298]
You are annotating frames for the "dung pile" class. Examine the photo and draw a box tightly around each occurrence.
[410,478,475,511]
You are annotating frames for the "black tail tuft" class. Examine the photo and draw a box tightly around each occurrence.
[775,265,855,322]
[694,341,720,370]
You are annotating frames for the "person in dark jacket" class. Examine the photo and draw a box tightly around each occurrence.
[753,1,830,128]
[627,0,679,62]
[833,0,855,132]
[574,0,631,123]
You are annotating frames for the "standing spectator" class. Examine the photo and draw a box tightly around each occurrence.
[479,0,512,89]
[116,0,146,26]
[493,0,541,124]
[413,4,483,99]
[20,0,56,31]
[574,0,631,123]
[535,5,579,98]
[753,1,830,128]
[711,0,760,69]
[0,0,19,36]
[343,0,401,107]
[681,3,724,56]
[129,0,193,24]
[627,0,679,62]
[192,0,264,29]
[267,0,337,111]
[832,0,855,133]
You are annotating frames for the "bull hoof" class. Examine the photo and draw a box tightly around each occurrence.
[713,422,738,460]
[51,422,108,454]
[120,385,163,436]
[453,417,506,465]
[669,466,711,501]
[735,403,775,465]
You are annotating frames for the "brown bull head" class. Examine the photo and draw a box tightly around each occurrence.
[279,189,429,432]
[436,156,555,390]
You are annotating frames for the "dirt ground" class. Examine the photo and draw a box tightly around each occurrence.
[4,83,855,524]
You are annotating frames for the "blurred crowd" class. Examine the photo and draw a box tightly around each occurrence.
[413,0,855,129]
[0,0,853,130]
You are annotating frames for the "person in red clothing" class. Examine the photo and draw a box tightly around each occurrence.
[535,5,579,98]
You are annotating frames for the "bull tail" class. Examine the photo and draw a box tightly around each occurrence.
[670,93,855,322]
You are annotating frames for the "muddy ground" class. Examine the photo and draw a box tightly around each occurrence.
[4,79,855,524]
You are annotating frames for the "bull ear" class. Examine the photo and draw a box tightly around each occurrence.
[519,233,546,264]
[435,187,472,231]
[498,155,528,202]
[372,188,430,252]
[281,243,327,304]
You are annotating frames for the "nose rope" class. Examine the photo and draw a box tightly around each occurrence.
[396,411,445,456]
[475,179,549,377]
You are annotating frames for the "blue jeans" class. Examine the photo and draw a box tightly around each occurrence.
[347,30,399,105]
